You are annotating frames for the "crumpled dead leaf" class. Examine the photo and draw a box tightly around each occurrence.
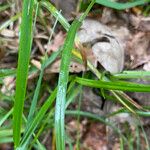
[46,31,65,54]
[1,76,15,96]
[0,29,16,38]
[78,19,124,73]
[0,29,17,38]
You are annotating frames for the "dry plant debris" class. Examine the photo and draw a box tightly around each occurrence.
[78,19,124,73]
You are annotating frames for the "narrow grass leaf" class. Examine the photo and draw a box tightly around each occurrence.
[120,137,124,150]
[65,85,81,109]
[76,77,150,92]
[107,108,150,117]
[0,69,16,78]
[28,111,54,150]
[0,137,13,143]
[54,1,96,148]
[0,108,13,127]
[20,89,57,147]
[113,71,150,79]
[54,19,82,150]
[0,129,13,138]
[95,0,150,10]
[111,90,136,114]
[79,0,95,22]
[13,0,34,148]
[116,91,143,110]
[19,114,47,149]
[27,69,44,122]
[40,0,70,31]
[135,125,140,150]
[27,49,61,125]
[139,120,150,150]
[66,110,127,141]
[42,48,62,69]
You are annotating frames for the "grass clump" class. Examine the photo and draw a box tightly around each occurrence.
[0,0,150,149]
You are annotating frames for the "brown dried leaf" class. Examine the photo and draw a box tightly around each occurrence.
[46,31,65,54]
[1,76,15,96]
[31,59,41,70]
[35,39,45,55]
[0,29,17,38]
[78,19,124,73]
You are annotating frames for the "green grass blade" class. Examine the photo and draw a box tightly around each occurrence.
[27,69,44,121]
[21,114,48,149]
[13,0,34,148]
[27,49,61,124]
[0,137,13,143]
[0,108,13,127]
[136,126,140,150]
[66,110,127,141]
[95,0,150,10]
[54,19,82,150]
[76,77,150,92]
[79,0,95,22]
[54,0,96,148]
[40,0,70,31]
[65,85,81,109]
[0,129,13,138]
[136,111,150,117]
[28,111,54,150]
[108,108,150,117]
[139,119,150,150]
[113,71,150,79]
[0,69,16,78]
[111,90,136,114]
[27,2,60,124]
[20,89,57,147]
[120,137,124,150]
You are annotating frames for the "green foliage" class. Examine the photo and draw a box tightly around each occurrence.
[75,77,150,92]
[13,0,34,148]
[95,0,150,10]
[54,20,82,150]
